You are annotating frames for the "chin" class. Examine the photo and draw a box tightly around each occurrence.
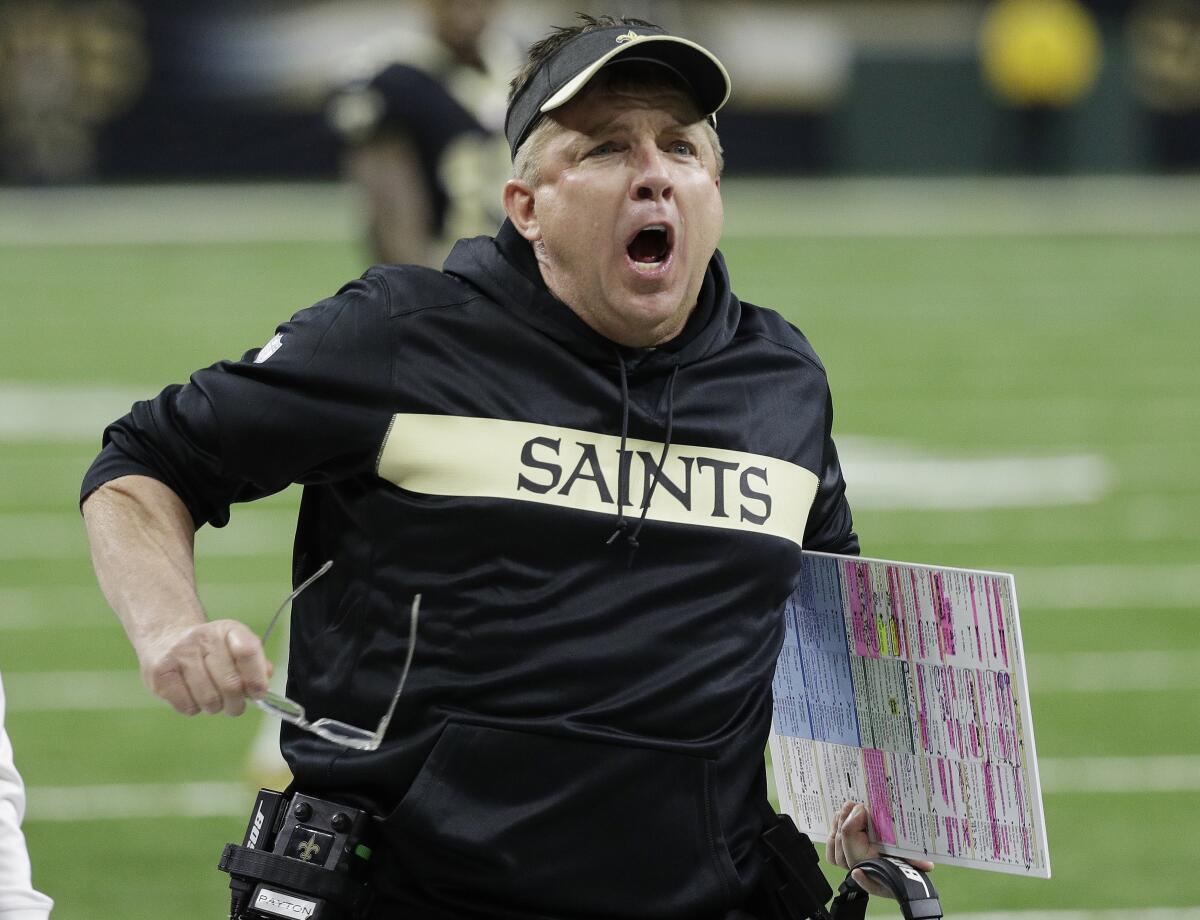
[617,295,692,343]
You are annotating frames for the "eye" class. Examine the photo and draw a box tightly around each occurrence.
[668,139,696,156]
[587,141,619,157]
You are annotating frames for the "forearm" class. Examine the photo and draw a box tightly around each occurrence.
[82,474,205,664]
[81,475,268,717]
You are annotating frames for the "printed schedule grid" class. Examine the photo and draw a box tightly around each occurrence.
[768,551,1051,877]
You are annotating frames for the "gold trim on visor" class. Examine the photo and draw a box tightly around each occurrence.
[538,34,733,116]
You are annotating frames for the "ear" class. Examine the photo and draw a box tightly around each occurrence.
[503,178,541,242]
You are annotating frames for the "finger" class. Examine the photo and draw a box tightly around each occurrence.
[830,801,855,866]
[147,661,201,716]
[825,808,840,863]
[179,650,225,715]
[835,808,852,867]
[844,802,869,834]
[908,858,936,872]
[826,802,847,864]
[831,800,853,829]
[202,646,249,717]
[842,804,877,867]
[225,623,270,699]
[170,626,234,715]
[839,800,856,830]
[850,868,892,899]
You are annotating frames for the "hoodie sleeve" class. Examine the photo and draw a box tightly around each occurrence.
[803,388,859,556]
[80,273,396,528]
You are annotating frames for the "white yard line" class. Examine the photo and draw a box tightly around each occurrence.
[839,440,1113,510]
[862,912,1200,920]
[1039,756,1200,794]
[1027,650,1200,692]
[4,384,1117,512]
[0,509,296,560]
[7,645,1197,712]
[954,912,1200,920]
[0,184,357,246]
[26,781,249,821]
[0,381,1179,449]
[0,382,147,441]
[3,179,1200,245]
[0,583,286,630]
[7,508,1199,610]
[5,671,162,710]
[0,586,113,630]
[22,755,1200,825]
[1014,564,1200,610]
[721,176,1200,237]
[1,563,1198,635]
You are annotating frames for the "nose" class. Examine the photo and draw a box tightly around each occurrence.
[630,143,673,203]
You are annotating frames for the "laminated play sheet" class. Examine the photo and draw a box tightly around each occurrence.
[768,551,1050,876]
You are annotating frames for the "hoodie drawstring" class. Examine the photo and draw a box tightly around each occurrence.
[606,350,632,546]
[607,359,680,562]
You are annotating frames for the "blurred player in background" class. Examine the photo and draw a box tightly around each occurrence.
[1,673,53,919]
[248,0,516,787]
[327,0,515,266]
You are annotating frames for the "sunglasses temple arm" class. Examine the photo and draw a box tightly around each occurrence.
[374,594,421,740]
[262,560,334,647]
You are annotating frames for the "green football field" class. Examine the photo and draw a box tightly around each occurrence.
[1,178,1197,919]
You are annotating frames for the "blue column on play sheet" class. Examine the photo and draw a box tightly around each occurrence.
[772,554,861,747]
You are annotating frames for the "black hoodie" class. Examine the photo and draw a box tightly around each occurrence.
[82,221,858,919]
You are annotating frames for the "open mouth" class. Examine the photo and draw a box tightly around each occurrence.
[626,224,673,271]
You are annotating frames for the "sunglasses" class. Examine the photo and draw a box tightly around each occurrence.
[254,560,420,751]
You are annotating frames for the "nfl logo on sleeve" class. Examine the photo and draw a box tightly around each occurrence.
[254,334,285,364]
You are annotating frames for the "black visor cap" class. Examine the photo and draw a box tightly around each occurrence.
[505,25,731,159]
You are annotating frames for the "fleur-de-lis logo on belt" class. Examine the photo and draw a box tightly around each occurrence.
[615,30,640,43]
[297,835,321,862]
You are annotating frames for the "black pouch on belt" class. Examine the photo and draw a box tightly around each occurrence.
[754,813,835,920]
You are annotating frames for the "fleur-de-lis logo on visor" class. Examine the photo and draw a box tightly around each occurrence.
[615,30,640,43]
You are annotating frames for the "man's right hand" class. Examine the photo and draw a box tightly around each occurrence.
[139,619,272,717]
[82,476,275,719]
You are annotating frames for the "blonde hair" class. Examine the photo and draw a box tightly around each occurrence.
[512,117,558,185]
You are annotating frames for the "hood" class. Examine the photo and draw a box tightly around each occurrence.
[444,219,743,560]
[443,219,741,371]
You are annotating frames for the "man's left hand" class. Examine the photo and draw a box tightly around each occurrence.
[826,801,935,899]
